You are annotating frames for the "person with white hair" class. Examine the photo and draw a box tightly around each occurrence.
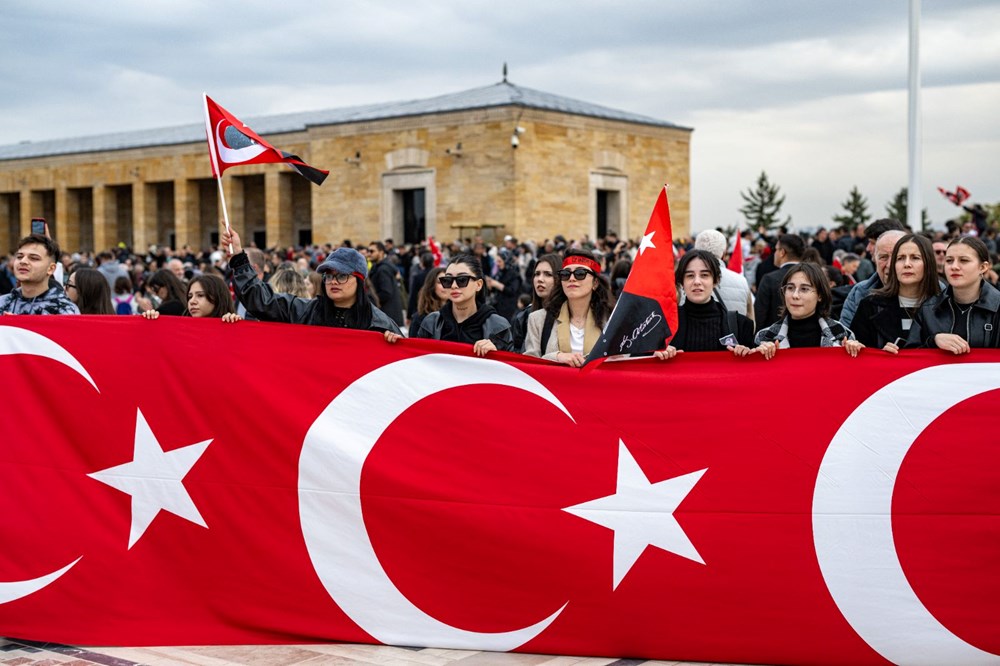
[693,229,754,322]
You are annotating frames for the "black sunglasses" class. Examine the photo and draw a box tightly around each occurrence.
[557,268,596,281]
[438,274,476,289]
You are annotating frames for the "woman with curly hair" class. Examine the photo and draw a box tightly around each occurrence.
[523,249,614,367]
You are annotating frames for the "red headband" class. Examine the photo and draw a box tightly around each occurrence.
[563,255,601,274]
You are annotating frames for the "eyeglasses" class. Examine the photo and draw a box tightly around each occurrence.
[782,284,815,296]
[438,274,476,289]
[65,283,77,290]
[323,273,353,284]
[558,268,596,281]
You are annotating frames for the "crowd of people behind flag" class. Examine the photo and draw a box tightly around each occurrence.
[2,211,1000,360]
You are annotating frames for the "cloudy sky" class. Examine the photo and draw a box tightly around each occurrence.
[1,0,997,235]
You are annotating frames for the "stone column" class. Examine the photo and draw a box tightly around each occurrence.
[265,171,292,248]
[19,190,33,237]
[133,182,157,252]
[174,178,198,250]
[92,185,114,252]
[56,186,81,252]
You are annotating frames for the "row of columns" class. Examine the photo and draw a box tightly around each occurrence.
[2,171,300,255]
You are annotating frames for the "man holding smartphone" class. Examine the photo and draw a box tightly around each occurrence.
[0,234,79,315]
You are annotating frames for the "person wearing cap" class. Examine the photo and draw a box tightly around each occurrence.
[221,227,400,334]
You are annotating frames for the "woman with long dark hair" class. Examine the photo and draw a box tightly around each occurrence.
[143,269,187,315]
[522,249,614,367]
[143,274,240,321]
[853,234,940,353]
[916,235,1000,352]
[510,252,562,352]
[221,227,400,334]
[654,249,754,360]
[410,253,514,356]
[407,266,448,335]
[754,262,862,359]
[66,268,113,315]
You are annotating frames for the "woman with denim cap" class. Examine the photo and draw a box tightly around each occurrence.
[221,227,400,333]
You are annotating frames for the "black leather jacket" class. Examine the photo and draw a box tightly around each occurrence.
[915,282,1000,348]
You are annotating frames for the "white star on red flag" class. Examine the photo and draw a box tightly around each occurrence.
[89,409,212,549]
[638,231,657,256]
[563,439,706,589]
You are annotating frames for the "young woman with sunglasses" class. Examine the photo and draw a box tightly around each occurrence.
[852,234,940,353]
[221,227,401,334]
[653,250,754,360]
[915,236,1000,353]
[409,253,514,356]
[523,249,614,367]
[754,262,862,359]
[510,253,562,352]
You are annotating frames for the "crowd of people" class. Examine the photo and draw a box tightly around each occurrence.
[3,210,999,360]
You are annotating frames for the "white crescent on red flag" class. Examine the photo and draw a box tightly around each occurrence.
[1,317,998,666]
[203,94,328,185]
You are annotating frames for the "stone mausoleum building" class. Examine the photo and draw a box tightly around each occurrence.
[0,78,691,255]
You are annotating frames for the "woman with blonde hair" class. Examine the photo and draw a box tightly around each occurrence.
[269,269,309,298]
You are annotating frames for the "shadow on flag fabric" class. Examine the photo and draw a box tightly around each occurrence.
[585,185,678,365]
[937,185,970,207]
[203,94,328,186]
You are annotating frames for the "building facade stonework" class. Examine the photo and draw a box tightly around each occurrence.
[0,82,691,255]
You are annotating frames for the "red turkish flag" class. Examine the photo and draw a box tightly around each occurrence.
[1,317,998,666]
[203,94,328,185]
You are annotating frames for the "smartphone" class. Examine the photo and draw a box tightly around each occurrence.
[31,218,46,235]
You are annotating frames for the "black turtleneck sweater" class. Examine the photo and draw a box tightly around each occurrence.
[673,299,725,351]
[786,312,823,347]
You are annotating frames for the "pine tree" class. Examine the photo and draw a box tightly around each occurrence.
[832,186,871,231]
[885,187,929,231]
[739,171,790,231]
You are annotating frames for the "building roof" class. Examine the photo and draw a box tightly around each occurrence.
[0,81,689,161]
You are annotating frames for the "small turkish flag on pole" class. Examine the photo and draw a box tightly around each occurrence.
[727,228,743,275]
[585,185,677,364]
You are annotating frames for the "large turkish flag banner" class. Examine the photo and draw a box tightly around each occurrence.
[1,317,998,666]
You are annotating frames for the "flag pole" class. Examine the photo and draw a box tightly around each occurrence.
[204,93,233,254]
[216,176,233,255]
[907,0,922,231]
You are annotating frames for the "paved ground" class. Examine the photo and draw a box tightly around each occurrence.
[1,639,748,666]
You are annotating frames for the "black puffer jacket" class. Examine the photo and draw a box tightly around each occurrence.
[413,302,514,351]
[915,282,1000,348]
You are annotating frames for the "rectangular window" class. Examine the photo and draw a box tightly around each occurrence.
[596,190,609,240]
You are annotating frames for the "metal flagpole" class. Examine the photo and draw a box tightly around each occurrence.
[907,0,922,230]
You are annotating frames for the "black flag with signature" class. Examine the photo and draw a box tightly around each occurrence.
[585,186,678,363]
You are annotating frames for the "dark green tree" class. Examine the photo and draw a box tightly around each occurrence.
[740,171,790,231]
[885,187,929,231]
[832,186,871,231]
